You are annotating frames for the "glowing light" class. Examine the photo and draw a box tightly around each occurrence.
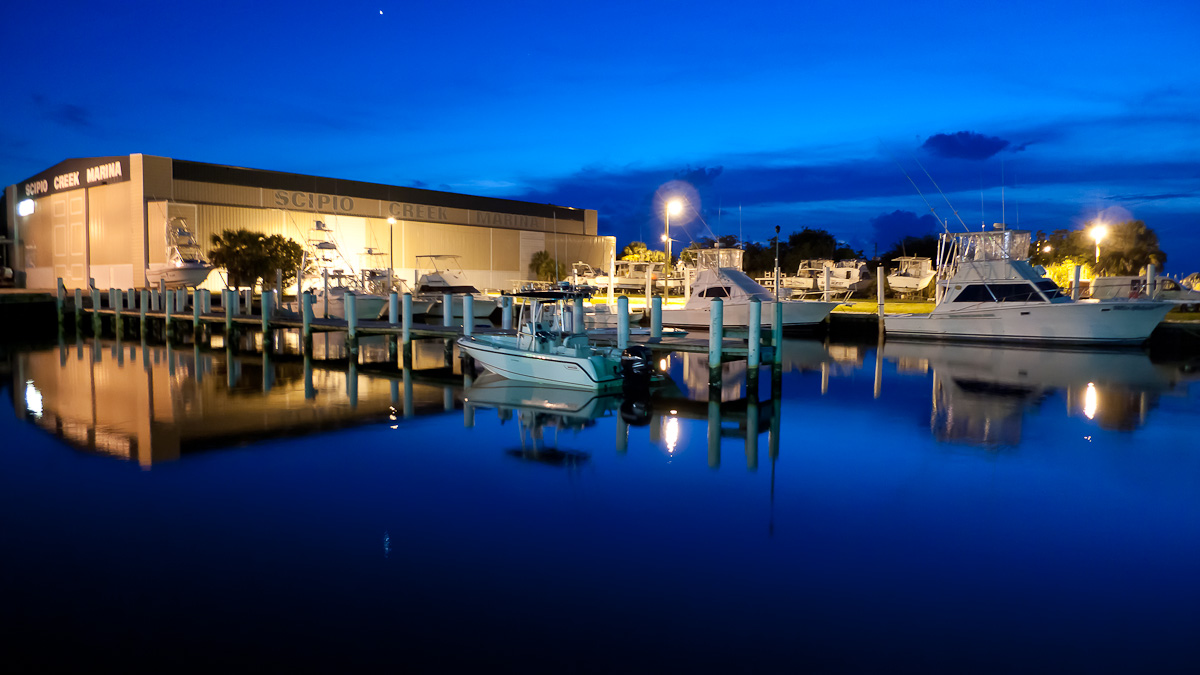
[1084,382,1098,420]
[1042,245,1052,253]
[24,380,43,419]
[667,199,682,216]
[387,216,396,224]
[664,416,680,454]
[17,199,35,216]
[1090,223,1108,264]
[659,358,668,371]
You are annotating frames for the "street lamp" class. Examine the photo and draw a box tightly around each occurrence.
[665,199,682,271]
[1090,223,1108,267]
[773,225,781,299]
[387,216,396,291]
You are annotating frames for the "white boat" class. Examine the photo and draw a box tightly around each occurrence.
[758,259,873,294]
[146,217,213,288]
[457,290,649,390]
[415,254,498,319]
[663,249,841,329]
[592,260,672,292]
[886,256,937,295]
[884,227,1173,345]
[1089,274,1200,309]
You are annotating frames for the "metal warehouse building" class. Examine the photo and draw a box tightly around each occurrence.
[4,154,612,292]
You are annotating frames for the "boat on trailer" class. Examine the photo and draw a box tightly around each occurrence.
[884,226,1173,345]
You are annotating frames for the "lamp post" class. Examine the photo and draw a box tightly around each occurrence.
[773,225,781,299]
[1090,223,1108,268]
[387,216,396,291]
[665,199,682,272]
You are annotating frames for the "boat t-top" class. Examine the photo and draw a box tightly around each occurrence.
[884,226,1173,344]
[415,254,498,319]
[662,247,841,329]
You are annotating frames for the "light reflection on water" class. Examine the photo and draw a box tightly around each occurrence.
[2,335,1199,671]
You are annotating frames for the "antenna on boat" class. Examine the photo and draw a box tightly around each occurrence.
[911,154,969,232]
[885,149,947,233]
[1001,154,1006,227]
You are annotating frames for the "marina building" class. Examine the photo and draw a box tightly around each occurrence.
[3,154,611,292]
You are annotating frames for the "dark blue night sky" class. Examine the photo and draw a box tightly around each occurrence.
[4,0,1198,269]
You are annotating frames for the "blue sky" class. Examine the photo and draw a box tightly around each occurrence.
[4,0,1199,270]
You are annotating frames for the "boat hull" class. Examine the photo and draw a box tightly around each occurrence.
[425,295,498,319]
[457,336,621,389]
[662,300,839,329]
[145,264,213,288]
[887,273,936,293]
[884,300,1173,344]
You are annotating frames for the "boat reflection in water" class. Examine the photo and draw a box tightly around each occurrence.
[884,341,1200,448]
[11,337,464,467]
[463,372,621,466]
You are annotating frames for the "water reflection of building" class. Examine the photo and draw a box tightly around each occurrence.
[885,342,1200,448]
[11,339,459,466]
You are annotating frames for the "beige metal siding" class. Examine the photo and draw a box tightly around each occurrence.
[174,180,263,208]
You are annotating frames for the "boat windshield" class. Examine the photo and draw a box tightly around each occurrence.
[955,230,1031,263]
[696,248,744,271]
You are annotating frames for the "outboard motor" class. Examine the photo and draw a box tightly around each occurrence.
[620,345,654,396]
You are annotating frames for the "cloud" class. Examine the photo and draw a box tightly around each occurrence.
[1105,191,1197,202]
[921,131,1010,160]
[32,94,91,129]
[870,210,941,247]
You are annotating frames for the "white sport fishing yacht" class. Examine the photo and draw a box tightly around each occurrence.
[662,248,841,329]
[415,254,498,319]
[884,226,1173,344]
[145,217,213,288]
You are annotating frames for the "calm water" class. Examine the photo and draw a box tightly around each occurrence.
[2,333,1199,672]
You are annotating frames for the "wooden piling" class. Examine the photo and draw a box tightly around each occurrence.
[56,279,65,327]
[224,290,235,344]
[389,292,399,325]
[463,295,474,336]
[748,298,761,368]
[443,293,453,327]
[651,297,662,339]
[617,295,630,350]
[74,288,83,330]
[823,268,831,302]
[1072,265,1082,301]
[90,286,101,335]
[163,288,173,343]
[402,293,413,367]
[140,290,148,336]
[192,291,202,341]
[877,266,886,317]
[302,291,314,355]
[345,290,358,354]
[262,289,274,353]
[709,298,724,386]
[573,297,585,335]
[114,290,124,339]
[772,301,783,366]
